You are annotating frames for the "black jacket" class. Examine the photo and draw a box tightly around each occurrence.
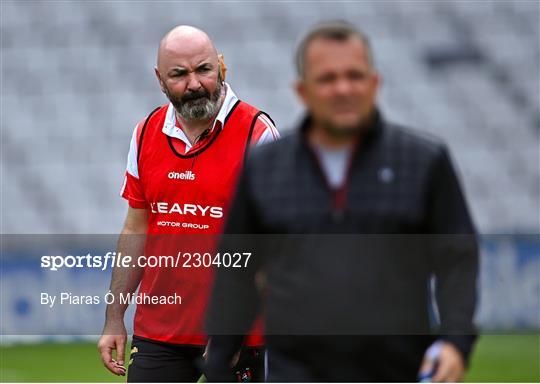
[206,111,478,381]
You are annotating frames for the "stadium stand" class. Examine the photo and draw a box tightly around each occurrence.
[1,0,538,234]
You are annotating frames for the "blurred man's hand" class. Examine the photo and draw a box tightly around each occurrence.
[419,341,465,382]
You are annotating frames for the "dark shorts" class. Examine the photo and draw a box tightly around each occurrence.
[127,335,264,383]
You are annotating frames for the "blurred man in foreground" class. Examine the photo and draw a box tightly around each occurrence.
[97,25,278,382]
[206,21,478,382]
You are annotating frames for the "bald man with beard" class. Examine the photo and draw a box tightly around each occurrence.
[97,26,278,382]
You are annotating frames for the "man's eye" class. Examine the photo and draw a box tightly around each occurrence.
[316,74,335,84]
[198,67,211,73]
[349,72,366,80]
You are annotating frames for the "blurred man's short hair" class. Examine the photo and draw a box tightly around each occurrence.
[295,20,374,77]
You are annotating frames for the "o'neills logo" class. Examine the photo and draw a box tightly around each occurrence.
[168,170,195,180]
[150,202,223,218]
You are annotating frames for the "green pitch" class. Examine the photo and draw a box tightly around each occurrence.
[1,334,538,382]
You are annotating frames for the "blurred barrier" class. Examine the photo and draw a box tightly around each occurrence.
[476,235,540,329]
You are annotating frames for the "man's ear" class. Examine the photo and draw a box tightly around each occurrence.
[218,54,227,82]
[369,71,382,99]
[294,79,307,105]
[372,71,381,90]
[154,67,166,93]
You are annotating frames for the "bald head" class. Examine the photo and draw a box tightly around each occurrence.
[154,26,224,123]
[157,25,218,69]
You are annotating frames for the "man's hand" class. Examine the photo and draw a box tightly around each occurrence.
[419,341,465,382]
[97,320,128,376]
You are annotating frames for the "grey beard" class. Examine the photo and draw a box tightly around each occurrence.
[176,81,223,121]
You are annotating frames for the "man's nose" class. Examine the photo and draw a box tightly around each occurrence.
[186,73,202,92]
[334,78,352,96]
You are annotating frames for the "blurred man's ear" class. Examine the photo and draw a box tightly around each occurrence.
[371,71,381,90]
[154,67,166,93]
[371,72,382,100]
[294,80,307,105]
[375,71,382,85]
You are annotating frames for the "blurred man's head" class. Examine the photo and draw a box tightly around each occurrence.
[155,25,224,122]
[295,21,380,139]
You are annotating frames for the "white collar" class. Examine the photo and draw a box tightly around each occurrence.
[162,82,239,151]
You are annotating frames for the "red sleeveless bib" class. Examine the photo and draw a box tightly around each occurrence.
[133,101,264,345]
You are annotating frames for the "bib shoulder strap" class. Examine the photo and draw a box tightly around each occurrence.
[223,100,274,162]
[137,106,163,163]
